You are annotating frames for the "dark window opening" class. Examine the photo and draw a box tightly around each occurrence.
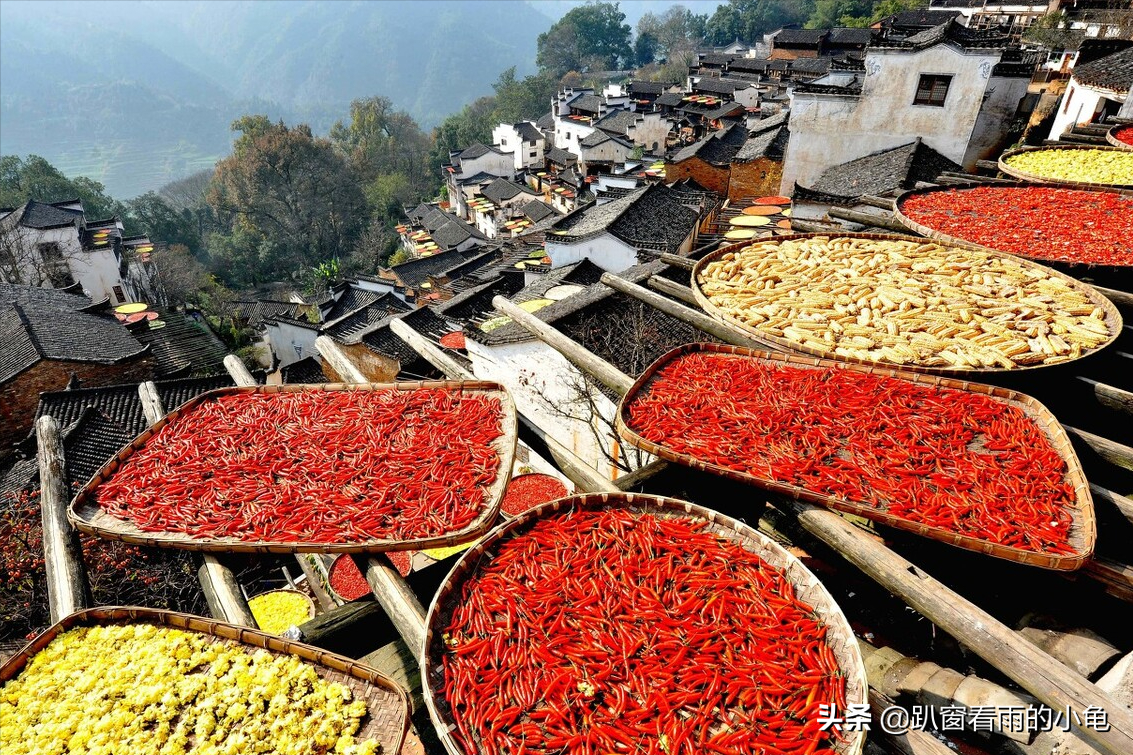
[47,263,75,289]
[914,74,952,107]
[38,242,64,262]
[112,285,126,303]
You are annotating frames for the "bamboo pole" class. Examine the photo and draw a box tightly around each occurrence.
[500,296,1133,755]
[659,253,694,270]
[827,207,911,233]
[1091,285,1133,313]
[36,415,91,623]
[492,295,635,396]
[1090,484,1133,526]
[858,195,897,210]
[223,354,257,386]
[315,335,368,384]
[137,381,164,426]
[649,276,699,305]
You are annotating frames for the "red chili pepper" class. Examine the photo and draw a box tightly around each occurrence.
[328,554,372,599]
[441,508,846,755]
[500,474,568,517]
[1113,125,1133,147]
[901,186,1133,267]
[95,389,505,544]
[625,352,1076,555]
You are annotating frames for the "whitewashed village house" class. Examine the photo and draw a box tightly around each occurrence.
[1048,46,1133,138]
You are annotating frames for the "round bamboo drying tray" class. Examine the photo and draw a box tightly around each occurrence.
[1105,124,1133,151]
[422,492,869,755]
[892,182,1133,273]
[690,233,1123,376]
[615,342,1095,570]
[997,145,1133,189]
[69,381,518,554]
[0,607,410,754]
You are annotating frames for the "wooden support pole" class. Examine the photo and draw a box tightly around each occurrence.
[858,195,897,210]
[1091,484,1133,526]
[36,415,91,623]
[788,219,848,234]
[1092,284,1133,313]
[612,459,668,491]
[659,253,694,270]
[938,171,1013,184]
[388,318,619,494]
[492,295,635,396]
[648,275,699,305]
[976,160,1001,172]
[600,272,768,350]
[316,336,368,385]
[198,557,257,627]
[223,354,257,387]
[294,600,386,646]
[1077,377,1133,419]
[1064,425,1133,472]
[827,207,911,233]
[867,689,956,755]
[137,381,164,426]
[363,556,427,653]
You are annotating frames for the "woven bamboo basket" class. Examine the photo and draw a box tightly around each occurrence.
[892,182,1133,272]
[421,492,868,755]
[69,381,518,554]
[997,145,1133,189]
[615,342,1095,570]
[1105,124,1133,151]
[0,607,410,754]
[690,233,1123,376]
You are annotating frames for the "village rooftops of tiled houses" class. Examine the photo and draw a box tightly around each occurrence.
[548,184,698,254]
[1071,46,1133,95]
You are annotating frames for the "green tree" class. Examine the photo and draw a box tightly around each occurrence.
[638,6,708,60]
[0,155,124,219]
[704,0,816,46]
[635,31,659,66]
[537,2,633,75]
[329,96,434,202]
[206,117,367,287]
[124,192,202,256]
[806,0,872,28]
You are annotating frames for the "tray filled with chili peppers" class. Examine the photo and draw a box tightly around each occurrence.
[1,607,410,755]
[894,182,1133,272]
[691,234,1122,374]
[1107,123,1133,151]
[616,343,1096,570]
[423,492,868,755]
[69,381,518,553]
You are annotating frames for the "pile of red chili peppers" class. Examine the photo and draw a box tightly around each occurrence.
[328,554,375,599]
[442,508,845,755]
[626,353,1076,554]
[900,186,1133,266]
[1113,126,1133,147]
[500,474,568,517]
[96,390,504,543]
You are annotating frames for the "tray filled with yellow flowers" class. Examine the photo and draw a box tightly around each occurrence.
[0,606,409,755]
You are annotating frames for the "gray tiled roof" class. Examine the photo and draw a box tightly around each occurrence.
[804,139,961,200]
[323,286,381,322]
[128,309,229,377]
[693,78,742,95]
[546,147,578,165]
[536,112,555,130]
[775,29,826,46]
[521,200,557,223]
[827,28,873,46]
[629,80,673,94]
[481,178,536,204]
[570,94,604,113]
[322,294,412,343]
[579,130,632,149]
[280,356,327,384]
[0,285,148,383]
[458,143,494,160]
[551,185,698,253]
[514,121,543,143]
[385,249,467,288]
[655,92,685,107]
[1072,47,1133,94]
[736,124,788,162]
[15,201,83,229]
[594,109,640,136]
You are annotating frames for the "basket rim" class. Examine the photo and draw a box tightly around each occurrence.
[1106,124,1133,151]
[247,587,318,622]
[614,342,1096,571]
[420,491,869,755]
[690,232,1124,376]
[997,144,1133,189]
[68,381,519,554]
[0,606,410,754]
[891,181,1133,271]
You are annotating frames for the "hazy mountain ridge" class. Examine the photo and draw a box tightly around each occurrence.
[0,0,548,198]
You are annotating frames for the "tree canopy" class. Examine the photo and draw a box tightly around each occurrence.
[0,155,124,220]
[537,1,633,76]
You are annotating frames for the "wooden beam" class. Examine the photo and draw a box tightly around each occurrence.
[1091,284,1133,312]
[198,557,257,627]
[492,295,635,396]
[137,381,164,426]
[1064,425,1133,472]
[601,272,768,350]
[223,354,257,387]
[868,689,957,755]
[295,554,338,612]
[648,275,700,306]
[390,318,473,380]
[295,600,386,646]
[976,160,1000,172]
[659,253,694,270]
[613,460,669,491]
[35,415,91,622]
[789,219,848,234]
[938,171,1013,184]
[1077,377,1133,419]
[363,556,427,653]
[858,195,897,210]
[316,336,368,385]
[781,496,1133,755]
[827,207,910,233]
[1091,484,1133,526]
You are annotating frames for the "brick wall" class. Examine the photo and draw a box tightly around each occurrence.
[728,158,785,201]
[0,356,155,456]
[664,158,730,196]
